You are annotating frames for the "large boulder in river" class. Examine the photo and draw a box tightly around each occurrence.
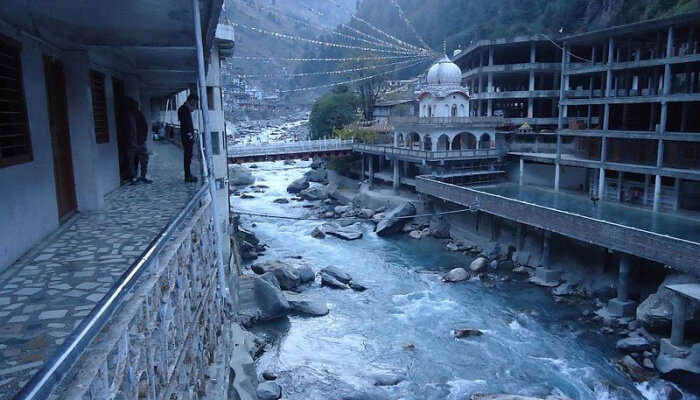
[637,273,700,333]
[287,294,329,316]
[228,165,255,186]
[443,268,470,283]
[240,276,290,324]
[616,337,651,353]
[655,342,700,391]
[287,177,310,193]
[256,381,282,400]
[320,266,352,284]
[375,203,416,236]
[470,257,489,273]
[316,222,363,241]
[298,186,329,201]
[320,272,348,289]
[428,217,451,239]
[304,168,327,183]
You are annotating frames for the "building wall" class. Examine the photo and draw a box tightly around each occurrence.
[0,32,60,272]
[419,93,469,117]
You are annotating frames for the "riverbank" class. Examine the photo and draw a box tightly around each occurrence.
[228,157,696,400]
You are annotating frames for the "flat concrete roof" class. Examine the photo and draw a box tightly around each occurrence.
[666,284,700,303]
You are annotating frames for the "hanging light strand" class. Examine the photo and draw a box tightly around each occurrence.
[232,56,430,78]
[257,4,416,54]
[337,23,414,54]
[231,22,424,55]
[229,54,425,63]
[389,0,434,52]
[279,57,432,93]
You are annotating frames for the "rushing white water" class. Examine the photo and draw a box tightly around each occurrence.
[232,158,694,400]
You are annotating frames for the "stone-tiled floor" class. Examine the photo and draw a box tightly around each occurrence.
[0,141,201,398]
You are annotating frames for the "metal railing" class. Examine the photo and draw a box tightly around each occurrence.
[15,184,210,400]
[353,143,502,161]
[228,139,354,157]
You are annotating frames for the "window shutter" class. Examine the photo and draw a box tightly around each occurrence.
[0,34,33,168]
[90,70,109,143]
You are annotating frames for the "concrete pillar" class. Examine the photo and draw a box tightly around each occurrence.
[674,178,681,211]
[528,70,535,118]
[608,253,636,317]
[516,223,525,250]
[663,26,674,95]
[671,294,687,346]
[598,168,606,199]
[488,47,494,66]
[402,160,409,177]
[541,231,551,268]
[535,231,560,284]
[393,159,399,193]
[488,72,494,93]
[643,174,650,206]
[361,155,365,181]
[491,215,500,241]
[487,99,493,117]
[530,43,536,63]
[519,158,524,185]
[653,174,662,212]
[554,163,561,192]
[616,172,623,202]
[368,156,374,189]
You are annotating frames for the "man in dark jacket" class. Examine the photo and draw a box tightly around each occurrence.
[126,97,152,184]
[178,94,199,183]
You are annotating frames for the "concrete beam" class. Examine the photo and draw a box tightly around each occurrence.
[671,293,686,346]
[393,159,399,193]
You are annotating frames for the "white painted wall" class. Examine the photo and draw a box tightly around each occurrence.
[0,33,59,272]
[419,92,469,118]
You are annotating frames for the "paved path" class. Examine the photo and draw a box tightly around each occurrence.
[0,141,201,398]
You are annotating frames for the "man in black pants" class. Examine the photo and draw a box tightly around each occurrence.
[178,94,199,182]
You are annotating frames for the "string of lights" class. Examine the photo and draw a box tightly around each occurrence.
[389,0,434,52]
[278,57,432,93]
[232,56,430,78]
[232,22,424,55]
[229,54,426,63]
[337,23,418,54]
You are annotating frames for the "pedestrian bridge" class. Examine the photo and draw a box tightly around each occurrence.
[228,139,354,163]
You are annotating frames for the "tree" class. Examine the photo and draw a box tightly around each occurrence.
[309,85,360,139]
[357,77,385,121]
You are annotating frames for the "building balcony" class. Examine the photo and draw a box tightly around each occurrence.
[469,90,559,100]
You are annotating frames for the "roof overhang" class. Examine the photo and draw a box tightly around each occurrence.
[0,0,224,97]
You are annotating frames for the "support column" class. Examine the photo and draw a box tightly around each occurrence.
[528,70,535,118]
[516,223,525,251]
[616,172,623,202]
[643,174,650,206]
[653,175,662,212]
[487,99,493,117]
[554,163,561,191]
[361,155,365,181]
[393,159,399,193]
[368,156,374,189]
[535,231,560,284]
[671,294,687,346]
[674,178,681,211]
[519,158,524,185]
[608,253,636,317]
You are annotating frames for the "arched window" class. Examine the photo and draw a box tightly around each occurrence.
[451,104,458,117]
[479,133,491,149]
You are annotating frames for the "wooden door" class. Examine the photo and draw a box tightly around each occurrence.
[43,56,77,222]
[112,78,130,181]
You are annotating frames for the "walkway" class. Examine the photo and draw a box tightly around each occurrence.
[228,139,353,163]
[0,141,200,398]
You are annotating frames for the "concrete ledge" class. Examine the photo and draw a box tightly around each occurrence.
[607,298,637,318]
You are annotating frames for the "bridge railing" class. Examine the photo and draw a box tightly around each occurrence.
[353,143,503,161]
[228,139,354,157]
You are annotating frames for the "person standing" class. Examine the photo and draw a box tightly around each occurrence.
[178,94,199,183]
[126,97,152,184]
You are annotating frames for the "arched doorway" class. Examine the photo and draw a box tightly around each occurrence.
[423,135,433,151]
[451,104,458,117]
[479,133,491,149]
[437,134,450,151]
[396,133,405,147]
[407,132,420,149]
[451,133,477,150]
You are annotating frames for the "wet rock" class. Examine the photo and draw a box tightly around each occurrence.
[323,211,335,219]
[321,266,352,284]
[310,157,325,169]
[358,208,375,219]
[240,276,290,325]
[443,268,470,283]
[655,342,700,390]
[469,257,489,273]
[297,265,315,284]
[287,177,310,193]
[256,381,282,400]
[616,337,651,353]
[615,355,651,382]
[229,165,255,186]
[334,205,351,215]
[320,272,348,289]
[262,370,278,381]
[400,343,416,351]
[283,159,296,165]
[273,198,290,204]
[372,374,403,386]
[643,358,655,369]
[454,328,483,338]
[316,222,363,241]
[371,213,385,224]
[259,272,281,289]
[470,395,572,400]
[289,297,329,316]
[304,168,327,183]
[349,281,367,292]
[299,186,329,201]
[409,230,423,240]
[272,267,301,291]
[553,282,575,296]
[375,203,417,236]
[428,217,451,238]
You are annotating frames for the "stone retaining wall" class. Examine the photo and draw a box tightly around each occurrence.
[50,194,236,399]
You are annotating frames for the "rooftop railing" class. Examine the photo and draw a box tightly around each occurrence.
[228,139,354,157]
[389,116,506,127]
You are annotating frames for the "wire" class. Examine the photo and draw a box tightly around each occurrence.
[279,57,432,93]
[233,207,478,222]
[389,0,434,52]
[229,54,426,62]
[232,56,430,78]
[541,33,592,63]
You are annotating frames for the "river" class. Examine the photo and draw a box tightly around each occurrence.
[231,157,692,400]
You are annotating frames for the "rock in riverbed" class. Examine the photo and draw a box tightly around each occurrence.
[443,268,470,283]
[454,328,483,338]
[287,177,309,193]
[320,266,352,283]
[373,374,403,386]
[375,203,416,236]
[313,222,363,241]
[470,395,572,400]
[320,272,348,289]
[298,186,328,200]
[470,257,489,273]
[616,337,651,353]
[287,295,329,316]
[256,381,282,400]
[229,165,255,186]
